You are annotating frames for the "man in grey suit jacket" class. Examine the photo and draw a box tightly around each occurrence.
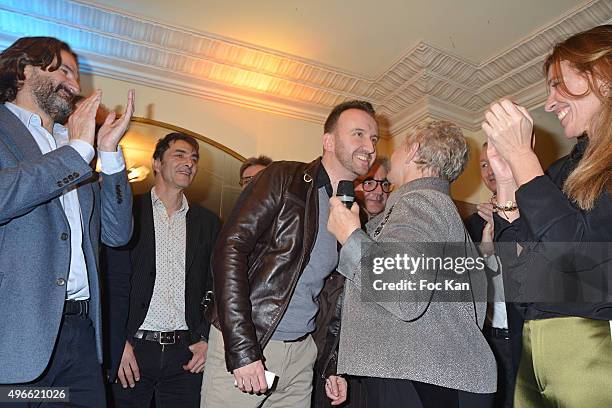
[0,37,134,407]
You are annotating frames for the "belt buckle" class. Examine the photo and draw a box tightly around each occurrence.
[159,331,176,345]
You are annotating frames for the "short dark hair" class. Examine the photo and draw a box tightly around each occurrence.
[0,37,78,103]
[239,155,273,178]
[153,132,199,162]
[323,100,376,134]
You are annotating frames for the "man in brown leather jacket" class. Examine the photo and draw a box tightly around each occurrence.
[201,100,379,408]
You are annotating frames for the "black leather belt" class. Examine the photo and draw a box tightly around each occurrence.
[134,329,190,345]
[484,326,510,339]
[63,300,89,317]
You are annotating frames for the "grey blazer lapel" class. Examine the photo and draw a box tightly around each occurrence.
[0,104,43,161]
[0,104,67,216]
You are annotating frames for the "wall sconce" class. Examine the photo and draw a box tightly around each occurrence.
[127,165,150,183]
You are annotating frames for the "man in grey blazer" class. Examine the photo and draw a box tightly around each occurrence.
[0,37,134,406]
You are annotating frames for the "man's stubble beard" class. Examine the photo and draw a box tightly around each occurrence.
[31,73,75,125]
[334,135,370,178]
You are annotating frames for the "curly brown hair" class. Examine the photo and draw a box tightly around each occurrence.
[0,37,77,103]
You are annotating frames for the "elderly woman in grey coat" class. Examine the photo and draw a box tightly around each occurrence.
[327,121,496,408]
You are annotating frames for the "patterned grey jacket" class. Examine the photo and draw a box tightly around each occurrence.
[336,177,497,394]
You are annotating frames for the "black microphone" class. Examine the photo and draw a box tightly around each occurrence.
[336,180,355,209]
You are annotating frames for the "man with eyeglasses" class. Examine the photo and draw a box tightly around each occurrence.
[354,157,391,223]
[239,155,272,189]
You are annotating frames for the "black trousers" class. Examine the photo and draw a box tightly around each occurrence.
[312,375,368,408]
[364,376,495,408]
[110,337,202,408]
[2,314,106,408]
[484,330,517,408]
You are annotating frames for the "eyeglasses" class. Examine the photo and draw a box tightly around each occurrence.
[360,178,393,193]
[239,176,255,187]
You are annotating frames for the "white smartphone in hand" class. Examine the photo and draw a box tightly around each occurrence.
[234,370,277,389]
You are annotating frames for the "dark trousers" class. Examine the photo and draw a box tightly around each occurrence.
[484,329,517,408]
[312,375,368,408]
[364,376,495,408]
[2,314,106,408]
[110,337,202,408]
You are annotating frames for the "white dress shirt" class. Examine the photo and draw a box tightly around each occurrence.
[5,102,125,300]
[485,254,508,329]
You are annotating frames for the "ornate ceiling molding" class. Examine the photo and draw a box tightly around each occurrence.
[0,0,610,135]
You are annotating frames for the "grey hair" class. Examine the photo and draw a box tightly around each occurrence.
[403,120,468,182]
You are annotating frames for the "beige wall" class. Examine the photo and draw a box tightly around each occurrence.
[83,71,396,172]
[82,73,324,163]
[387,107,573,205]
[83,73,572,206]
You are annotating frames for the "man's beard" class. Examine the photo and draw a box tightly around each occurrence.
[31,74,75,125]
[335,136,371,177]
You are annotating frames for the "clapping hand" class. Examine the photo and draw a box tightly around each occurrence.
[97,89,135,152]
[482,98,534,164]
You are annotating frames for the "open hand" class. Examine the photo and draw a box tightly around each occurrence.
[117,340,140,388]
[97,89,135,152]
[482,99,534,164]
[67,90,101,147]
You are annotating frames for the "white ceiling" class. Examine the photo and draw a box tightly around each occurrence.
[88,0,586,77]
[0,0,609,133]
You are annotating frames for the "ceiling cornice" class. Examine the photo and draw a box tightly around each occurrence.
[0,0,610,134]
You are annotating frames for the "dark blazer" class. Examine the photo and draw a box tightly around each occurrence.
[465,212,487,243]
[104,192,220,381]
[494,137,612,321]
[465,212,524,378]
[0,104,132,383]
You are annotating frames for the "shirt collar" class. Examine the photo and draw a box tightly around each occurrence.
[4,102,68,135]
[316,163,333,197]
[570,135,588,162]
[151,187,189,214]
